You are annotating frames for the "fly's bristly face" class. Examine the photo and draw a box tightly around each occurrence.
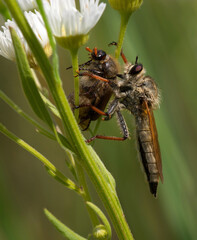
[68,47,119,130]
[124,60,145,83]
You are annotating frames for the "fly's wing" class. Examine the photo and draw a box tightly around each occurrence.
[144,101,163,182]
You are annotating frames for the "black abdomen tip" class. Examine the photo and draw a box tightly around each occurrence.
[149,182,158,197]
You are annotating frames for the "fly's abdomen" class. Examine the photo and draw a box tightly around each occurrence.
[136,116,159,197]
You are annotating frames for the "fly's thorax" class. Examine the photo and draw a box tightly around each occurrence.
[90,50,119,79]
[101,55,119,79]
[138,76,160,109]
[112,77,133,99]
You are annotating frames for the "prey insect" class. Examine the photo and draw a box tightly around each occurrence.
[68,47,119,130]
[80,53,163,197]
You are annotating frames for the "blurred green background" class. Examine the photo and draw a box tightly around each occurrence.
[1,0,197,239]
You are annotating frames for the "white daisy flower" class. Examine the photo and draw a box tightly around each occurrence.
[43,0,106,49]
[0,11,51,67]
[17,0,37,11]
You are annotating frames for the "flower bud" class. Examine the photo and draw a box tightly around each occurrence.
[108,0,143,15]
[92,225,108,240]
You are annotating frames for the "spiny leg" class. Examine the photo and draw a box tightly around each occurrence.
[86,110,129,143]
[102,98,119,121]
[77,71,109,83]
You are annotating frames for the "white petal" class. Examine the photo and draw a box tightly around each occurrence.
[17,0,37,11]
[44,0,106,37]
[0,11,50,62]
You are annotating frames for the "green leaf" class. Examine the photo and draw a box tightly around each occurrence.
[10,27,74,153]
[65,151,78,182]
[86,202,111,240]
[44,209,87,240]
[10,27,55,130]
[0,90,73,152]
[44,166,80,192]
[0,0,11,19]
[0,123,81,194]
[36,0,59,81]
[40,92,61,118]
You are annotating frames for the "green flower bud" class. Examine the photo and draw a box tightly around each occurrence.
[108,0,143,14]
[92,225,108,240]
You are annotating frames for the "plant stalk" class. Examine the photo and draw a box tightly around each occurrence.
[115,13,130,59]
[70,48,80,120]
[75,157,100,227]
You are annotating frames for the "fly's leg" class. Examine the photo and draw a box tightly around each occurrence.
[74,99,129,143]
[102,98,119,120]
[66,59,92,70]
[108,41,128,64]
[77,71,109,83]
[74,104,110,118]
[86,109,129,143]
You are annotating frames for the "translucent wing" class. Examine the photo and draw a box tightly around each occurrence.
[144,101,163,182]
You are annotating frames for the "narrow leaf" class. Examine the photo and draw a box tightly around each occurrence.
[36,0,60,81]
[65,151,78,181]
[0,123,81,194]
[0,90,73,151]
[44,209,87,240]
[0,0,11,19]
[45,166,80,192]
[10,27,74,153]
[10,27,54,130]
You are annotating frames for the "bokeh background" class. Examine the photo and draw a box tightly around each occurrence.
[1,0,197,239]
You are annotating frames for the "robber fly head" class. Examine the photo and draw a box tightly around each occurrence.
[124,56,146,82]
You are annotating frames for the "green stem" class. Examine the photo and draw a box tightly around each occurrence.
[0,123,81,194]
[115,13,131,59]
[93,117,102,135]
[70,48,79,120]
[70,49,99,227]
[75,158,100,227]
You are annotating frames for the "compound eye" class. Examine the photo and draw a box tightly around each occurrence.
[129,64,143,75]
[95,50,106,60]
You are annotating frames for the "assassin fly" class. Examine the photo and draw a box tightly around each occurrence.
[68,47,119,130]
[79,51,163,197]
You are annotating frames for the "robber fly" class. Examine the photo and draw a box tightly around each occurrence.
[68,47,119,130]
[81,52,163,197]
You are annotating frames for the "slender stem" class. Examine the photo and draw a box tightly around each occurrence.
[0,123,81,194]
[93,117,102,135]
[75,158,100,227]
[70,48,79,119]
[115,13,131,59]
[70,48,100,226]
